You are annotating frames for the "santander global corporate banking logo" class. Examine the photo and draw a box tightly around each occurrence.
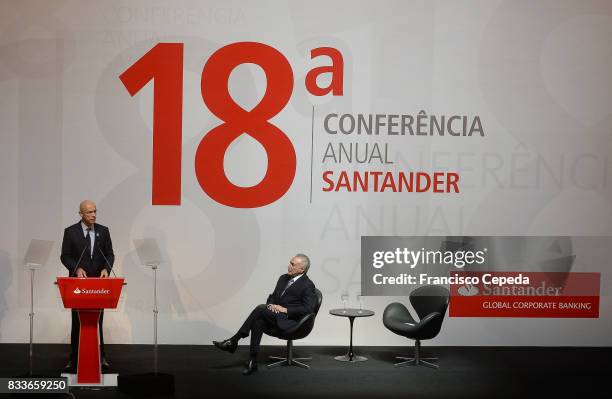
[120,42,344,208]
[73,288,81,295]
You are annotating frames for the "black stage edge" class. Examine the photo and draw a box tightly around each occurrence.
[0,344,610,399]
[118,372,174,397]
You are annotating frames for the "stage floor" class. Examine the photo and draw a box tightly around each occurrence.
[0,344,608,398]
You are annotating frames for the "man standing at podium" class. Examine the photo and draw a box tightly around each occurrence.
[60,199,114,372]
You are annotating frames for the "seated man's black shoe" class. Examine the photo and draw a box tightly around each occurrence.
[101,357,111,370]
[242,359,258,376]
[213,338,237,354]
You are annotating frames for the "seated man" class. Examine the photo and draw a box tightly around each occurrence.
[213,254,317,375]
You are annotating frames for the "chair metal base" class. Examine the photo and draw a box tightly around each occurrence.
[393,339,439,369]
[268,355,311,369]
[394,356,439,369]
[267,339,311,369]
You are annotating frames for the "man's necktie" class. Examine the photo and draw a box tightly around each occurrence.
[281,278,294,296]
[86,228,93,257]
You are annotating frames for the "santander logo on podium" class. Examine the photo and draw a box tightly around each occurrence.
[72,287,110,295]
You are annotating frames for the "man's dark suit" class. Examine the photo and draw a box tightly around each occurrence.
[60,221,114,364]
[237,273,316,356]
[60,221,114,277]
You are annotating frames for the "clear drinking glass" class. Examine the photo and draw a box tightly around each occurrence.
[341,294,349,313]
[357,294,364,313]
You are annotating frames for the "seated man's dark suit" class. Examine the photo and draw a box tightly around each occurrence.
[238,273,316,356]
[60,221,114,364]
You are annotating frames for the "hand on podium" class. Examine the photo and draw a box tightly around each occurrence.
[75,267,87,278]
[100,269,109,278]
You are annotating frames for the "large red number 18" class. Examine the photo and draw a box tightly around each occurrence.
[120,42,295,208]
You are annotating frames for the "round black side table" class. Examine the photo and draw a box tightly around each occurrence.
[329,308,375,362]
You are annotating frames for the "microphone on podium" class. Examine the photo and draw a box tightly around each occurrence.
[99,247,117,277]
[73,239,90,277]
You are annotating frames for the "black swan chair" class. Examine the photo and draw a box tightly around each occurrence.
[383,285,450,369]
[265,288,323,369]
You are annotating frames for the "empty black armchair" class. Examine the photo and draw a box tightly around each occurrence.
[265,288,323,369]
[383,285,450,369]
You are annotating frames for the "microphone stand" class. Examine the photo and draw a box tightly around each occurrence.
[117,260,173,396]
[17,238,55,379]
[149,262,160,375]
[26,262,39,376]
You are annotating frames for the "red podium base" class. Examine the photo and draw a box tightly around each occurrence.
[77,310,101,383]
